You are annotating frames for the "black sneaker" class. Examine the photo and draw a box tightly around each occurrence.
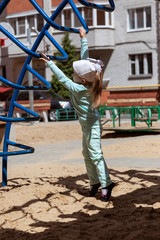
[89,183,101,197]
[101,182,115,202]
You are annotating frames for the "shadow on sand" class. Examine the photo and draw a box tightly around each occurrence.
[0,168,160,240]
[101,131,160,139]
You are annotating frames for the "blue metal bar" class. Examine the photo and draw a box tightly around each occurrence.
[26,65,51,88]
[78,0,115,12]
[0,140,34,157]
[0,3,71,60]
[0,150,33,157]
[29,0,88,34]
[0,25,40,58]
[44,30,68,61]
[0,25,68,60]
[3,5,72,125]
[68,0,88,32]
[0,0,10,15]
[1,18,55,186]
[0,101,40,122]
[0,115,40,122]
[0,75,51,90]
[14,101,39,115]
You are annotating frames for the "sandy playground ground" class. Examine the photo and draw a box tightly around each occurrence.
[0,121,160,240]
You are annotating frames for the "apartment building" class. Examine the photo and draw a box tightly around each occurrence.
[0,0,159,106]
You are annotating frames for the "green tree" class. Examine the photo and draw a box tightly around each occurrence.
[50,33,79,98]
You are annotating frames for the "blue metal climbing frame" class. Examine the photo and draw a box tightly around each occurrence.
[0,0,115,187]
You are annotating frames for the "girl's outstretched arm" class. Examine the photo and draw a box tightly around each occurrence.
[79,28,89,60]
[39,53,86,93]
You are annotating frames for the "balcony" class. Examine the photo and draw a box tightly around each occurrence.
[53,27,115,51]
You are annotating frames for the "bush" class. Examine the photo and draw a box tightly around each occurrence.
[50,33,79,99]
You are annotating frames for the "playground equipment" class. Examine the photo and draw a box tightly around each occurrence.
[0,0,115,186]
[99,106,160,131]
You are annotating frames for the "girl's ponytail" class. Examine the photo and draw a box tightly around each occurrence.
[92,70,103,107]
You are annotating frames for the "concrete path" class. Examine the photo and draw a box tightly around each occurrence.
[3,133,160,169]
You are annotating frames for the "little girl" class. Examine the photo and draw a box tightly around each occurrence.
[40,28,114,202]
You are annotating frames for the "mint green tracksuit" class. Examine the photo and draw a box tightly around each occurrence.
[47,38,112,188]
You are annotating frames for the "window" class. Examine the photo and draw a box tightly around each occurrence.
[128,7,151,31]
[37,15,44,32]
[84,7,93,26]
[64,9,71,27]
[54,12,61,26]
[74,8,82,27]
[0,66,6,78]
[2,66,6,78]
[17,17,25,35]
[97,9,105,26]
[8,14,43,36]
[10,19,17,35]
[52,5,114,29]
[129,53,152,77]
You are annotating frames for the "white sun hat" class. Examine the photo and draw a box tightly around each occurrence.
[73,58,104,83]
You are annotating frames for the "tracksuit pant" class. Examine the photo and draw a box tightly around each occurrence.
[81,121,112,188]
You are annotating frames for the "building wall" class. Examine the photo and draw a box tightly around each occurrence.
[106,0,157,88]
[156,1,160,84]
[105,89,159,107]
[6,0,43,14]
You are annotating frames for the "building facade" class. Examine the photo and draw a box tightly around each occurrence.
[0,0,159,106]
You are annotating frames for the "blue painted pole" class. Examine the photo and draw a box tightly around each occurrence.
[78,0,115,12]
[0,0,10,15]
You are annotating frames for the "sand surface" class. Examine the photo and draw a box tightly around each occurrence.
[0,121,160,240]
